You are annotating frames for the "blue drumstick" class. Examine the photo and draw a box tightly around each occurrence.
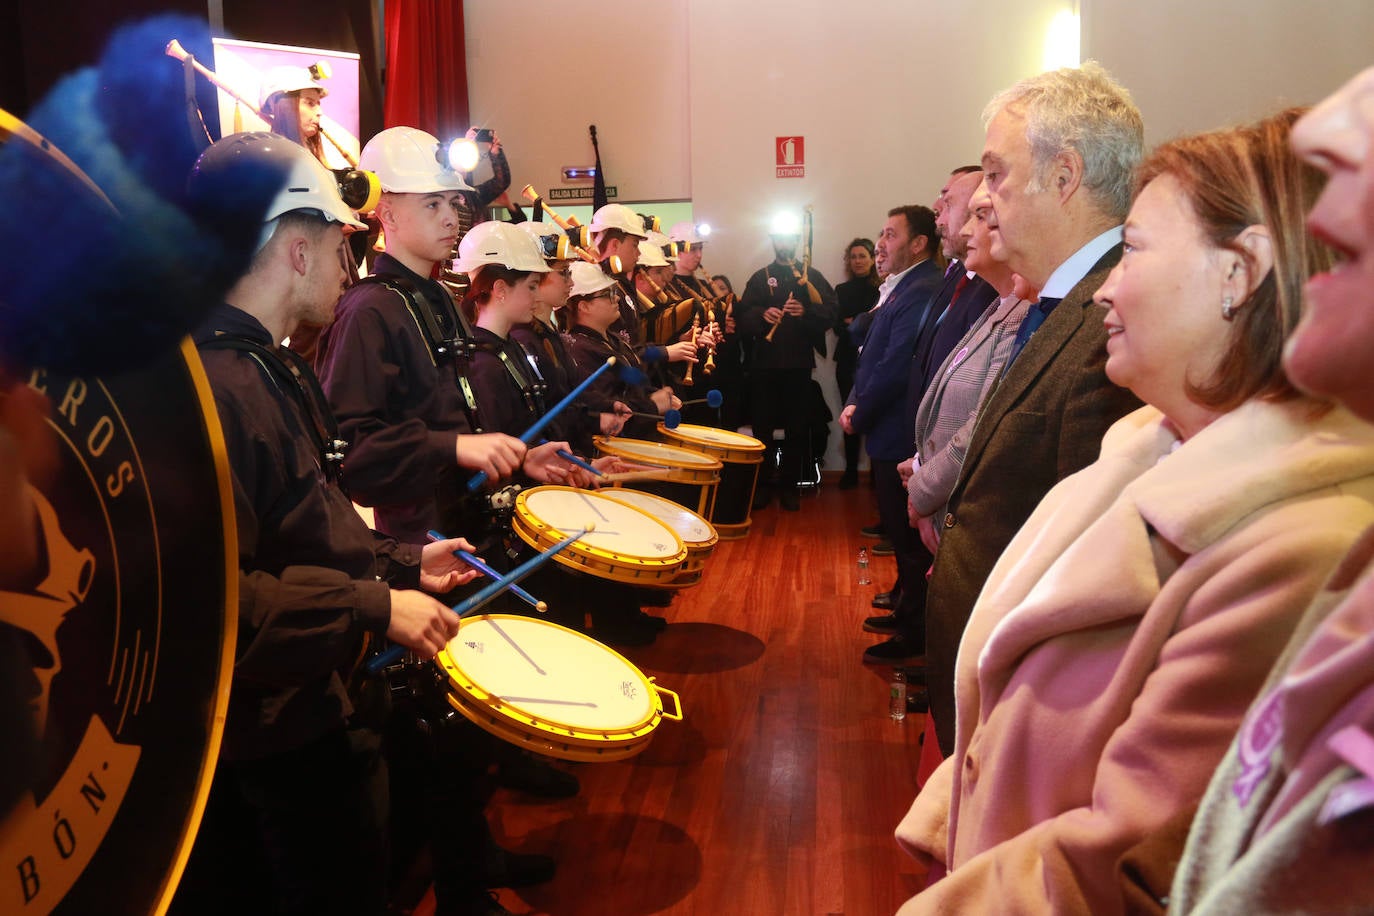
[556,448,603,477]
[467,356,618,492]
[367,525,592,673]
[426,530,546,611]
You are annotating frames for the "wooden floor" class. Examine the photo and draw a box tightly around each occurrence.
[442,477,930,915]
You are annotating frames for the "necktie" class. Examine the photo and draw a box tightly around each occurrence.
[936,274,971,328]
[1005,296,1062,368]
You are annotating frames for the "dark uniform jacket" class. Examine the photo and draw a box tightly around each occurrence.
[565,324,663,441]
[195,304,420,761]
[512,317,599,455]
[924,245,1142,754]
[736,261,837,370]
[317,253,476,543]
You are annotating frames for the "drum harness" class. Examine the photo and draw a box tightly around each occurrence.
[200,334,346,483]
[358,273,528,528]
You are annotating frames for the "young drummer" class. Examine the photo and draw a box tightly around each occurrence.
[316,126,573,545]
[563,261,680,442]
[174,131,480,916]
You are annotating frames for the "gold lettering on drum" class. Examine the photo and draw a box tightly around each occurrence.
[57,379,87,425]
[106,462,135,498]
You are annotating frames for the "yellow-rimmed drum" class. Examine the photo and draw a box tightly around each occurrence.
[592,435,722,518]
[511,485,687,586]
[599,489,718,588]
[437,614,682,761]
[658,423,766,539]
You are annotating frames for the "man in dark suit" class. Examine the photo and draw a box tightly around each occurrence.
[924,63,1145,754]
[916,168,1001,393]
[840,206,943,665]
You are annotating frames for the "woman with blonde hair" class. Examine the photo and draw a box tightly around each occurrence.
[896,108,1374,914]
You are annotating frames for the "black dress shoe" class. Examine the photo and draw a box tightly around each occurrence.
[779,489,801,511]
[871,591,895,610]
[838,470,859,490]
[860,523,883,538]
[636,611,669,631]
[906,686,930,714]
[863,613,899,634]
[862,636,926,666]
[871,540,895,556]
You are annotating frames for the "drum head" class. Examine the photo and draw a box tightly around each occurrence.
[593,436,723,471]
[512,486,687,583]
[438,615,672,761]
[598,489,717,550]
[665,424,766,451]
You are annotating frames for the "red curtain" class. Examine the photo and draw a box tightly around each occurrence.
[383,0,469,138]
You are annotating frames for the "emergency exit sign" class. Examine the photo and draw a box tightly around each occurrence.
[776,136,804,178]
[549,186,618,201]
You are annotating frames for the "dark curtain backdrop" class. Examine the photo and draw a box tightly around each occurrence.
[383,0,469,137]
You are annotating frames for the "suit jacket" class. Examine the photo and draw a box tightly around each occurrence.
[920,273,999,391]
[896,400,1374,915]
[924,245,1141,754]
[908,293,1031,518]
[904,269,999,457]
[846,258,943,460]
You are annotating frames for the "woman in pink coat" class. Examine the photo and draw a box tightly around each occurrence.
[895,109,1374,914]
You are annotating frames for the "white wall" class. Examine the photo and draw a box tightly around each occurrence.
[1084,0,1374,146]
[462,0,1374,472]
[463,0,691,204]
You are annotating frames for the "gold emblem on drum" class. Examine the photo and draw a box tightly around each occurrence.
[1,350,235,915]
[1,372,154,912]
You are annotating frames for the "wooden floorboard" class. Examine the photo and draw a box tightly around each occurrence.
[433,477,929,915]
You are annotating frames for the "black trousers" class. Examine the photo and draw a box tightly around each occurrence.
[873,458,929,648]
[751,367,813,489]
[836,363,862,474]
[171,727,388,916]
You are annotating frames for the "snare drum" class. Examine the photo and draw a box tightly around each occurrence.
[599,488,718,588]
[657,423,766,539]
[511,485,687,586]
[593,436,722,518]
[438,614,682,761]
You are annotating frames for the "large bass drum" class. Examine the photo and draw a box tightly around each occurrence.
[436,615,682,762]
[509,486,688,586]
[592,436,722,518]
[657,423,766,539]
[1,342,235,915]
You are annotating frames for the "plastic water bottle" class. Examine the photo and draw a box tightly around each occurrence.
[857,547,872,586]
[889,669,907,721]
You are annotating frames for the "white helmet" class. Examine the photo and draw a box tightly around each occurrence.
[517,221,575,262]
[188,132,365,231]
[668,220,705,246]
[589,203,647,239]
[359,126,474,194]
[645,229,677,262]
[453,221,550,275]
[637,238,670,268]
[259,65,328,114]
[568,261,619,299]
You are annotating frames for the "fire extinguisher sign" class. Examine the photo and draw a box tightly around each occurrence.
[776,136,805,178]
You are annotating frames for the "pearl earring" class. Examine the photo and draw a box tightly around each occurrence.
[1221,296,1236,321]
